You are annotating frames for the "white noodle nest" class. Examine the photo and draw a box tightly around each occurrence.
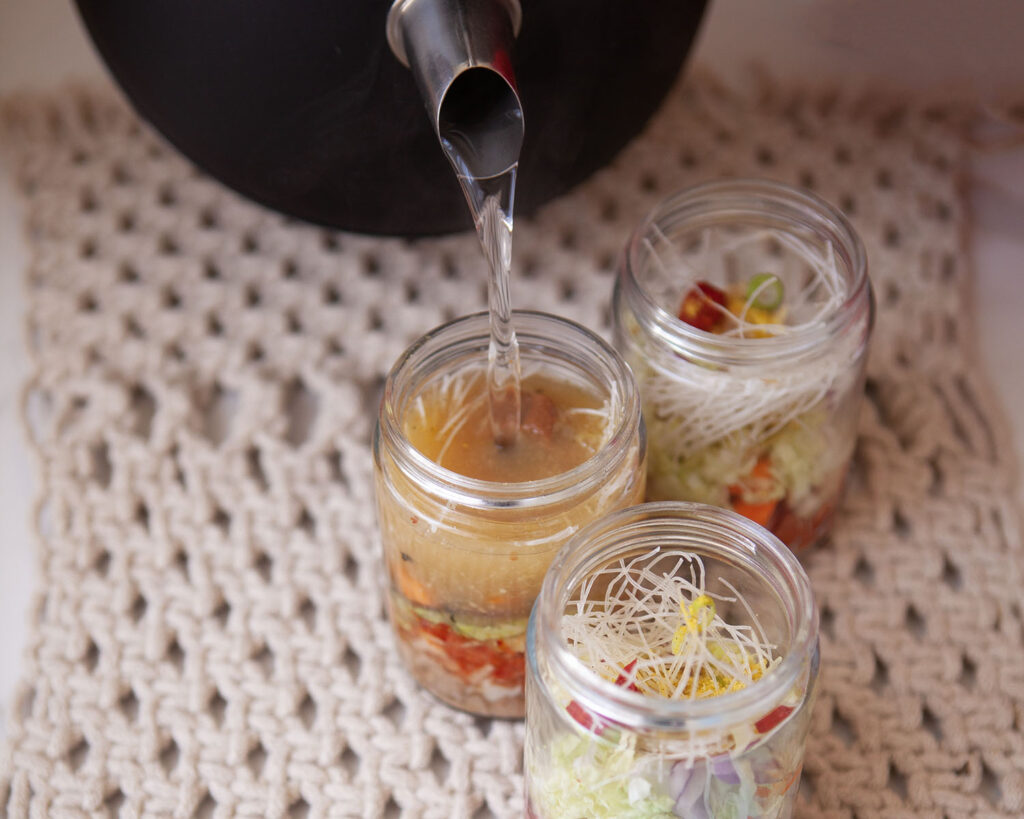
[634,226,862,455]
[562,548,778,701]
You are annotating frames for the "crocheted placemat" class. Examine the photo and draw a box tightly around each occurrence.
[1,72,1022,818]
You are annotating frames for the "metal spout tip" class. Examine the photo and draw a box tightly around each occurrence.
[438,66,523,179]
[387,0,524,177]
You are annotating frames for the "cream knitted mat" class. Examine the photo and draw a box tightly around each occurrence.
[2,72,1023,818]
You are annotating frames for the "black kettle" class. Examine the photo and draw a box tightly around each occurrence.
[74,0,707,236]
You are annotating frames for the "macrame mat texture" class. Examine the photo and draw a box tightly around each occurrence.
[1,71,1022,819]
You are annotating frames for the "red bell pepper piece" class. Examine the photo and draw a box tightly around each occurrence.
[755,704,793,734]
[678,281,728,332]
[567,659,639,732]
[566,699,595,731]
[614,659,640,691]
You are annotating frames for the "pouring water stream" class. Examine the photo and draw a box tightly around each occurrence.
[438,68,524,446]
[387,0,526,445]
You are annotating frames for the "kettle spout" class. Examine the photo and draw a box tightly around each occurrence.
[386,0,524,179]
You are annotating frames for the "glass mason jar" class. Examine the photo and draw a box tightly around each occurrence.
[373,311,646,718]
[612,179,873,552]
[525,502,820,819]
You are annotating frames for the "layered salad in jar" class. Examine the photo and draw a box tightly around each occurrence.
[614,213,870,552]
[525,544,817,818]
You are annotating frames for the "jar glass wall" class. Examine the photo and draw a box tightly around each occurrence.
[612,179,872,552]
[373,311,646,717]
[525,502,820,818]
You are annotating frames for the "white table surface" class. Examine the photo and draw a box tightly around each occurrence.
[2,0,1023,741]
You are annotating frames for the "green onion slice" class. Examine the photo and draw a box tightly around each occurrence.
[747,273,785,311]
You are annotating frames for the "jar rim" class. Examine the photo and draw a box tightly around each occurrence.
[376,310,643,509]
[620,178,871,367]
[529,501,819,732]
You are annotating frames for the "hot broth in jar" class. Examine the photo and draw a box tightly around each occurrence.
[374,311,645,717]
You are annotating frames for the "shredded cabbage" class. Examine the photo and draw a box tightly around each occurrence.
[764,413,828,509]
[530,733,675,819]
[647,408,834,512]
[706,758,758,819]
[530,729,805,819]
[647,428,752,504]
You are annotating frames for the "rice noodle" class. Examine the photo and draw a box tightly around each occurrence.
[635,224,857,457]
[562,548,778,701]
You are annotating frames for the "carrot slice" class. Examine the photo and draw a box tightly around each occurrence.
[731,498,779,528]
[749,457,774,482]
[393,559,434,607]
[729,457,779,526]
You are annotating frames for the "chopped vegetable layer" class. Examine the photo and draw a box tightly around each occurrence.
[617,225,867,551]
[526,548,814,819]
[390,591,527,699]
[645,405,850,551]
